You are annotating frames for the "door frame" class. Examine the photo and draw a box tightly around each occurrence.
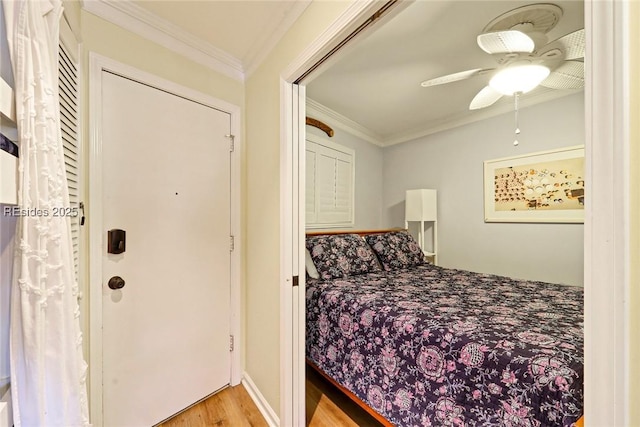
[278,2,412,425]
[280,1,631,426]
[88,53,242,426]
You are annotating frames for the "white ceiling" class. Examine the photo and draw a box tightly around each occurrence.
[306,0,585,145]
[84,0,584,146]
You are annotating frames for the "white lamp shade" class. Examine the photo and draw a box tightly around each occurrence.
[489,64,550,95]
[405,189,437,221]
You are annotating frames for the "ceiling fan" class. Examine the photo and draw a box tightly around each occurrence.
[420,4,585,110]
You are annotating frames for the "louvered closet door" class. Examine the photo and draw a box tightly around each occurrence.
[58,42,80,277]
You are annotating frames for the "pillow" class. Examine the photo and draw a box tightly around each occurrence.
[305,248,320,279]
[306,234,381,280]
[365,231,425,271]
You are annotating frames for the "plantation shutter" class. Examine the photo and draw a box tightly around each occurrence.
[305,150,317,224]
[58,39,80,279]
[305,137,354,228]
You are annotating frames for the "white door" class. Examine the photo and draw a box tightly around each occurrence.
[101,71,231,426]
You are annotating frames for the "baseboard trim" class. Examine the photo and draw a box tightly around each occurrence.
[241,372,279,427]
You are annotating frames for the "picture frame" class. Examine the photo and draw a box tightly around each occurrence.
[484,145,585,223]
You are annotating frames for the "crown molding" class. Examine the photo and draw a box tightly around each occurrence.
[308,89,581,149]
[306,98,384,146]
[383,88,583,146]
[82,0,245,81]
[244,0,312,78]
[308,89,581,148]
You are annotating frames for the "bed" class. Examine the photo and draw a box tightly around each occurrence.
[305,230,584,427]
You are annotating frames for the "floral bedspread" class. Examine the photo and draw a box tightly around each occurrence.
[306,264,583,426]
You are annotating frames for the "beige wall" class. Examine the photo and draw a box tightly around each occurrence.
[629,1,639,424]
[80,12,244,107]
[62,0,82,40]
[244,0,353,415]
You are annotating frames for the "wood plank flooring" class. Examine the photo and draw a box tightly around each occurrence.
[306,365,383,426]
[159,366,382,426]
[159,384,267,427]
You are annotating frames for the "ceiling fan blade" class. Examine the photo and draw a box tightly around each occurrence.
[469,86,503,110]
[477,30,535,55]
[421,68,492,87]
[549,28,585,60]
[540,61,584,89]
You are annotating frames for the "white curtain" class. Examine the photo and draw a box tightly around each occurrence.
[2,1,89,425]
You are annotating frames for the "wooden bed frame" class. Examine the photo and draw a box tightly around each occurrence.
[307,359,392,426]
[304,228,585,427]
[306,228,404,237]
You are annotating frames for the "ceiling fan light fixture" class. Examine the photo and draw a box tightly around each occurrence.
[489,64,550,95]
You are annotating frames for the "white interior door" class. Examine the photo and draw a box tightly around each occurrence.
[101,71,231,426]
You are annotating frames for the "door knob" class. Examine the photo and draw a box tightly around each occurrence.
[108,276,126,290]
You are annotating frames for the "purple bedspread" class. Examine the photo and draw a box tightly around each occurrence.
[306,264,583,426]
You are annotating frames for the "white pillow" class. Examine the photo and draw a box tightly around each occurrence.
[305,248,320,279]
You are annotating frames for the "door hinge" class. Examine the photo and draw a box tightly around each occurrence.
[230,235,235,251]
[230,335,235,352]
[292,275,299,287]
[225,134,235,152]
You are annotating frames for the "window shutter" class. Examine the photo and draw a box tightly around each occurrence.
[316,152,337,222]
[305,150,317,223]
[305,138,354,228]
[334,158,352,217]
[58,41,80,279]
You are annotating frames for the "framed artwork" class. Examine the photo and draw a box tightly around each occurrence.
[484,146,585,223]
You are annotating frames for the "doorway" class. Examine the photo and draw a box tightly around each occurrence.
[280,1,631,426]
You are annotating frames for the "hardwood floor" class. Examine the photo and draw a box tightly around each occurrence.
[306,365,383,427]
[159,366,382,427]
[159,385,268,427]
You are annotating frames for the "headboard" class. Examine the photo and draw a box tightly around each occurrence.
[305,228,405,237]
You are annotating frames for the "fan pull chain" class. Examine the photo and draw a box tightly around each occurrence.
[513,91,521,146]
